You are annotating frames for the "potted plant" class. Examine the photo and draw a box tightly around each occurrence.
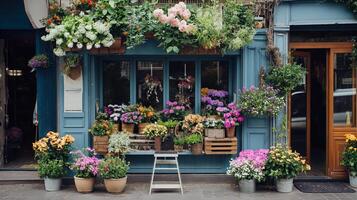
[28,54,48,71]
[108,132,131,157]
[160,101,188,121]
[63,54,82,80]
[142,124,168,152]
[105,104,128,131]
[173,136,185,152]
[99,157,130,193]
[223,103,244,138]
[264,144,311,193]
[201,88,228,119]
[227,149,268,193]
[185,133,203,155]
[32,131,75,191]
[89,118,115,154]
[120,111,142,134]
[203,118,225,138]
[182,114,204,135]
[341,134,357,187]
[137,105,157,134]
[71,148,100,193]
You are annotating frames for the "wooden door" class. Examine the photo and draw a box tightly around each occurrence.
[290,51,311,163]
[328,48,357,178]
[0,39,5,167]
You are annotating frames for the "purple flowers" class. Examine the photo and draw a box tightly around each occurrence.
[223,103,244,128]
[120,111,142,124]
[201,89,228,116]
[28,54,48,69]
[207,89,229,98]
[71,148,100,178]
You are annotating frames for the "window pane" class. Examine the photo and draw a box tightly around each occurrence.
[333,53,357,126]
[137,61,163,110]
[169,61,195,110]
[201,61,228,90]
[103,61,130,105]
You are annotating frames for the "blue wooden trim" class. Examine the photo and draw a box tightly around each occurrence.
[83,51,90,147]
[228,59,233,102]
[195,60,201,114]
[130,59,136,104]
[163,59,169,107]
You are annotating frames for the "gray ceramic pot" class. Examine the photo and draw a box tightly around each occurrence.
[238,179,256,193]
[276,178,294,193]
[44,177,62,191]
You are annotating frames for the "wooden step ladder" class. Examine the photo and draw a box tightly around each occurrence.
[149,153,183,195]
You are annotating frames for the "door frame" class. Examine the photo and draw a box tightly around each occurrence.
[289,42,353,178]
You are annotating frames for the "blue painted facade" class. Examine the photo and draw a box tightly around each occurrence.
[2,0,357,173]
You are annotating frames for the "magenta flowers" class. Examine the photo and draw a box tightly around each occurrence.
[223,103,244,128]
[71,148,100,178]
[120,111,142,124]
[160,101,187,121]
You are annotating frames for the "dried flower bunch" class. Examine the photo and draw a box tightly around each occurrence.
[182,114,204,135]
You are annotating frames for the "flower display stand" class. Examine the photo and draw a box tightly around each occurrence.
[204,137,237,155]
[129,134,155,150]
[93,136,109,154]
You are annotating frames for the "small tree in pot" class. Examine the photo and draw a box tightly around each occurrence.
[99,157,130,193]
[143,124,168,152]
[264,144,311,193]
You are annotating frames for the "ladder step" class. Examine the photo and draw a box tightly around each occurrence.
[155,167,178,171]
[151,184,181,189]
[156,160,177,165]
[154,153,178,158]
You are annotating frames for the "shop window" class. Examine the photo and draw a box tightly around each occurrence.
[137,61,164,110]
[169,61,195,110]
[103,61,130,105]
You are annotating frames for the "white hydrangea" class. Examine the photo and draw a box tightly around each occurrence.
[85,31,97,41]
[56,38,63,45]
[67,42,74,48]
[94,43,101,48]
[77,43,83,49]
[86,43,93,50]
[93,21,109,34]
[53,48,65,56]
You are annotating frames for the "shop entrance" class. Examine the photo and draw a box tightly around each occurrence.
[0,31,37,169]
[290,49,327,176]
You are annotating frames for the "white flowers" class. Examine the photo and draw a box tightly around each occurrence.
[41,14,114,56]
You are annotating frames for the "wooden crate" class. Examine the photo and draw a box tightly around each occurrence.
[129,134,155,151]
[204,137,237,155]
[93,136,109,154]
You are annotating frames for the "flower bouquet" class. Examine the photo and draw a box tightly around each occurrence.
[201,88,228,117]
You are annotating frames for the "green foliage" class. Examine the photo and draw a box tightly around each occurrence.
[38,159,66,178]
[342,134,357,176]
[264,144,311,179]
[158,120,179,129]
[108,133,131,156]
[89,120,115,136]
[222,0,256,51]
[173,136,185,146]
[265,63,306,96]
[185,133,203,145]
[63,54,81,75]
[99,157,130,179]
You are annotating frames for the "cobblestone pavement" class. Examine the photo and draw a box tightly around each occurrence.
[0,182,356,200]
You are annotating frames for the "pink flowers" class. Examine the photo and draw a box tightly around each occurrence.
[223,103,244,128]
[71,148,100,178]
[153,2,196,34]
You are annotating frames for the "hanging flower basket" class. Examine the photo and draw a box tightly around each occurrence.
[63,54,82,80]
[28,54,48,70]
[90,38,124,55]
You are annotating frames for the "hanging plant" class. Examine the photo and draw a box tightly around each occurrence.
[265,63,306,96]
[28,54,49,71]
[143,74,163,103]
[63,54,82,80]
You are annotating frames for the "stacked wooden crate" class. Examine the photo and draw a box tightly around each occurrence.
[129,134,155,150]
[204,137,237,155]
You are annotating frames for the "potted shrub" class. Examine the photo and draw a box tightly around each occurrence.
[32,131,74,191]
[28,54,48,71]
[223,103,244,138]
[143,124,168,152]
[89,118,115,154]
[264,144,311,193]
[185,133,203,155]
[137,105,157,134]
[120,111,142,134]
[227,149,268,193]
[105,104,128,131]
[71,148,100,193]
[341,134,357,187]
[99,157,130,193]
[108,132,131,157]
[204,118,225,138]
[173,136,185,152]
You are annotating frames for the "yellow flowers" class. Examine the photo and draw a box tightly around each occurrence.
[32,131,75,154]
[201,88,209,96]
[345,134,357,142]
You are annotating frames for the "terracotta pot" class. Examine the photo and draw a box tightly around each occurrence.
[191,143,203,155]
[154,137,161,152]
[174,145,183,152]
[226,127,236,138]
[138,123,150,134]
[74,176,95,193]
[93,135,109,154]
[67,65,82,80]
[103,177,127,193]
[122,122,135,133]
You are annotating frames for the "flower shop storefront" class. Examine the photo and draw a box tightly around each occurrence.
[58,32,270,173]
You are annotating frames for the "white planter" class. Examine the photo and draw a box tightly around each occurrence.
[276,178,294,193]
[44,177,62,191]
[238,179,256,193]
[349,175,357,188]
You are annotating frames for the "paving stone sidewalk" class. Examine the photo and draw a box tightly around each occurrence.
[0,182,356,200]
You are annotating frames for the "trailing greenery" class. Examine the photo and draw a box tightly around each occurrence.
[38,159,66,178]
[158,120,179,129]
[265,63,306,96]
[99,157,129,179]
